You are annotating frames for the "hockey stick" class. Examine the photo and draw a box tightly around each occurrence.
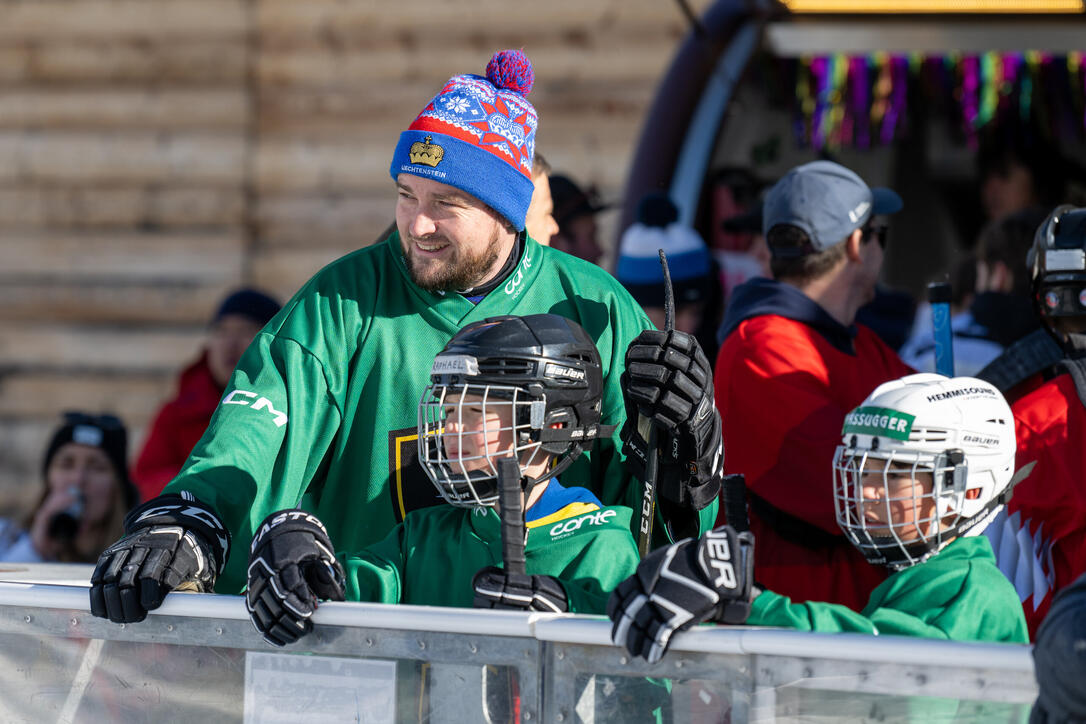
[929,281,955,377]
[637,249,674,558]
[721,473,750,532]
[483,458,526,724]
[497,457,526,576]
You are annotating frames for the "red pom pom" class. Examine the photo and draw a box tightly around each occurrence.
[486,49,534,96]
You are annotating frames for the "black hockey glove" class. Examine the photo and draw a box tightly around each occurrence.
[472,566,568,613]
[620,329,723,511]
[608,525,754,664]
[246,509,346,647]
[89,493,230,624]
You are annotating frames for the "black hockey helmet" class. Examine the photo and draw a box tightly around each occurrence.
[418,314,611,508]
[1029,205,1086,346]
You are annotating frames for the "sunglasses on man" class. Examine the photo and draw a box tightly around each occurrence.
[862,224,889,250]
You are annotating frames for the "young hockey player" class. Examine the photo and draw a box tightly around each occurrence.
[984,205,1086,639]
[609,373,1030,664]
[245,314,643,646]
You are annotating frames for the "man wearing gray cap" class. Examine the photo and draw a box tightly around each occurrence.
[713,160,913,611]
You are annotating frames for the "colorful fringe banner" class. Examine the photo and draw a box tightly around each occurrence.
[788,51,1086,151]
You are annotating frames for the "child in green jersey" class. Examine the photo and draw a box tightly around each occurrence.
[244,314,642,646]
[609,373,1031,665]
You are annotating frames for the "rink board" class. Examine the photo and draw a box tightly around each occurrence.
[0,565,1037,723]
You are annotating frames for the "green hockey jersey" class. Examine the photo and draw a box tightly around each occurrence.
[164,231,713,592]
[747,536,1029,643]
[342,487,639,613]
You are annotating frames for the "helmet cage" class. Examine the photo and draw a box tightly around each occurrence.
[419,381,569,508]
[833,445,969,570]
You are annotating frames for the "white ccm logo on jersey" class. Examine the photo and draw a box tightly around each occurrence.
[550,508,616,539]
[222,390,288,427]
[503,248,533,298]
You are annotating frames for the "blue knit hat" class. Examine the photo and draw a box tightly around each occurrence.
[616,193,712,307]
[390,50,538,231]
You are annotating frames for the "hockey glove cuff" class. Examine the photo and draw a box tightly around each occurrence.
[472,566,568,613]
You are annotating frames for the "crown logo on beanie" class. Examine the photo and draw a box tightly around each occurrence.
[409,135,445,167]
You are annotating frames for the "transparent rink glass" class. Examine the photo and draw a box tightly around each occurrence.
[544,640,1033,724]
[0,583,1036,723]
[0,604,535,724]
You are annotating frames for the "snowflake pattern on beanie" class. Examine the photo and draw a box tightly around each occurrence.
[390,49,539,231]
[415,73,536,177]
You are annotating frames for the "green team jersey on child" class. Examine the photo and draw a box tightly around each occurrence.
[164,232,715,592]
[342,480,639,613]
[748,536,1028,643]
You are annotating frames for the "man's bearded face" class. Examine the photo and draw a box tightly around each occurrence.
[395,175,513,293]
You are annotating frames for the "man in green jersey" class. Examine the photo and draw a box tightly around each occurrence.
[244,315,642,646]
[610,374,1030,665]
[88,50,721,624]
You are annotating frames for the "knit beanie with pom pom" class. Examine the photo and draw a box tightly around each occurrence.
[616,192,712,308]
[390,49,538,231]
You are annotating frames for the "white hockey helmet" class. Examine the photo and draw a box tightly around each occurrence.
[832,373,1016,570]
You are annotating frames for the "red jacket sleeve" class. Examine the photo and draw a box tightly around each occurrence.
[132,401,190,503]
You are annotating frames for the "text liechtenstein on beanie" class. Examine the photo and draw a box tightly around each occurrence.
[389,50,538,232]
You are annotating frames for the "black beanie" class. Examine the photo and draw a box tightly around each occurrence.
[213,288,281,327]
[42,412,138,511]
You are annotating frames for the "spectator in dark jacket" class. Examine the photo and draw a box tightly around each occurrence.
[133,288,280,501]
[0,412,136,563]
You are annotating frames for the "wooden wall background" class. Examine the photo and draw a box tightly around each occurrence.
[0,0,708,514]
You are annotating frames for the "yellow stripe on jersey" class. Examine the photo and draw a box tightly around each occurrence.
[525,502,600,529]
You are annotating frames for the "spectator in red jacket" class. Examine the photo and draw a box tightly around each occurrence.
[132,288,281,501]
[985,205,1086,639]
[714,160,913,610]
